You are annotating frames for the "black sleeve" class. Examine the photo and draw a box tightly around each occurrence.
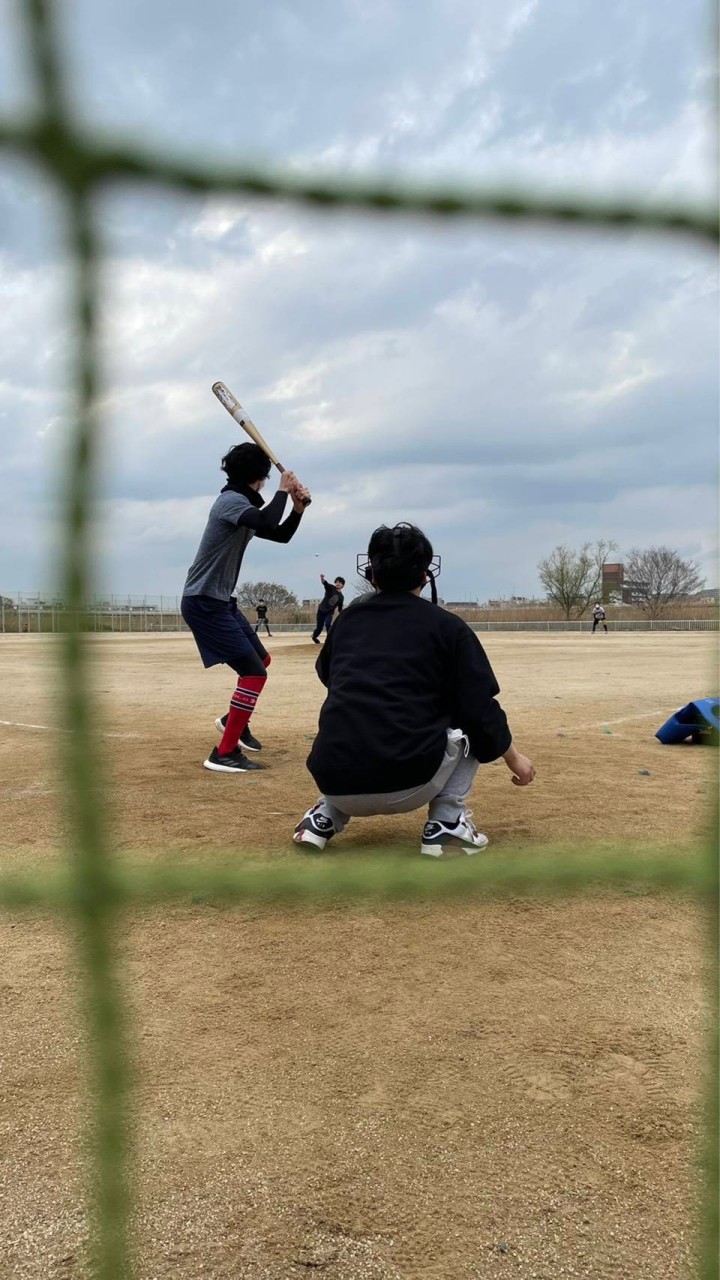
[236,490,288,532]
[321,580,335,603]
[255,508,303,544]
[315,623,335,687]
[450,624,512,763]
[336,592,344,613]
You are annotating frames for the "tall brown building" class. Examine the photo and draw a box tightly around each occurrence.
[602,562,625,602]
[602,562,646,604]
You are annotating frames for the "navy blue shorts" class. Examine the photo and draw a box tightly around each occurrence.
[181,595,268,672]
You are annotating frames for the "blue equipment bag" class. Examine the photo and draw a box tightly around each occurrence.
[655,698,719,745]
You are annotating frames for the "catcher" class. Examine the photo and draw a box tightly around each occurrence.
[293,523,535,856]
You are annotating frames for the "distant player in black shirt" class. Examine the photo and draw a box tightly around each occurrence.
[254,600,272,636]
[311,573,345,643]
[293,523,535,857]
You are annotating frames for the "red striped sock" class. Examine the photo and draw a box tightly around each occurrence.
[218,674,266,754]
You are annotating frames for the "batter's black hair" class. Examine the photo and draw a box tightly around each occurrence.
[221,443,271,486]
[368,523,433,593]
[334,576,346,586]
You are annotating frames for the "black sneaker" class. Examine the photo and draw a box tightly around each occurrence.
[311,636,321,644]
[214,715,262,752]
[203,746,264,773]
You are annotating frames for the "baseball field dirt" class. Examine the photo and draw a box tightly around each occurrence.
[0,631,715,1278]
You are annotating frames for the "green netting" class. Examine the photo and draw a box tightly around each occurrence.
[1,1,717,1277]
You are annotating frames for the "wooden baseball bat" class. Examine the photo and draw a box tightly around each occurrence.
[212,381,311,505]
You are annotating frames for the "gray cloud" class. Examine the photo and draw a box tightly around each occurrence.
[0,0,716,601]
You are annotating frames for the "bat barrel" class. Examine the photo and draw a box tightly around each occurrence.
[212,380,311,504]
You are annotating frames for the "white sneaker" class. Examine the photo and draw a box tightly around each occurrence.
[420,811,489,858]
[293,803,338,851]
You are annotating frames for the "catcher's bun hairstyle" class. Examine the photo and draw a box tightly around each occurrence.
[368,523,433,592]
[221,443,271,485]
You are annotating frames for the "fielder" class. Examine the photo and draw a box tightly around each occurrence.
[592,602,608,633]
[294,523,536,855]
[181,443,310,773]
[254,600,272,636]
[311,573,345,643]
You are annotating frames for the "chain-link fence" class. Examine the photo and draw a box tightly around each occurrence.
[0,2,717,1278]
[2,608,718,634]
[2,593,717,633]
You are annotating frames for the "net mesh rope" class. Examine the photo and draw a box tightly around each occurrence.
[0,2,717,1277]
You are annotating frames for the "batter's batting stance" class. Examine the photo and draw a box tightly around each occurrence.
[294,523,535,855]
[182,443,310,772]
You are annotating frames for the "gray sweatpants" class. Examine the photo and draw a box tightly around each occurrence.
[317,729,479,833]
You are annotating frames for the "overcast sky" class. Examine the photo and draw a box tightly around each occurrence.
[0,0,717,603]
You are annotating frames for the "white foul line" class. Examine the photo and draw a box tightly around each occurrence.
[570,708,672,730]
[0,719,141,739]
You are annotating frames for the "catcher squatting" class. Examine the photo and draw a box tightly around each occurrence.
[181,444,536,858]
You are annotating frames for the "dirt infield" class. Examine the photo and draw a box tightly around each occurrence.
[0,632,715,1278]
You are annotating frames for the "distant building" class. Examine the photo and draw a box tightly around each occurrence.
[483,596,540,609]
[446,601,477,609]
[602,562,646,604]
[602,563,624,602]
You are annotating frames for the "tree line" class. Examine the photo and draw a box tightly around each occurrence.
[5,547,706,623]
[232,546,708,620]
[537,543,706,620]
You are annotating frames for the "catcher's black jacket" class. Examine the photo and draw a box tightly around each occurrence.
[308,591,512,796]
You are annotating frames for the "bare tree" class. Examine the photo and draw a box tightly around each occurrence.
[625,547,705,618]
[537,541,618,620]
[234,581,299,610]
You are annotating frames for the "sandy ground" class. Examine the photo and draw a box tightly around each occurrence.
[0,631,716,1278]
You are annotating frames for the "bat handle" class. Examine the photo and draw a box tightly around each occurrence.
[275,461,312,508]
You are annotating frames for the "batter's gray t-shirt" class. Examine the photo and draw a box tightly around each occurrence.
[183,490,256,601]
